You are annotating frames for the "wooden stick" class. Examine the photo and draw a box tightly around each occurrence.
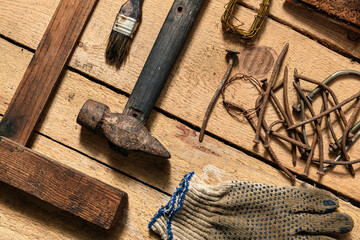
[0,0,98,145]
[0,137,127,229]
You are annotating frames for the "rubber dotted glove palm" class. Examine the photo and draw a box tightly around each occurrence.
[149,172,354,240]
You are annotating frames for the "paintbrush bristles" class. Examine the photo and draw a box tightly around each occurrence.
[106,31,131,66]
[105,0,143,67]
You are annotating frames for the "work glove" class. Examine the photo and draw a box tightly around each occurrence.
[149,172,353,240]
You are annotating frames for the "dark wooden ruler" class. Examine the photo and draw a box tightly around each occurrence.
[0,137,127,229]
[286,0,360,34]
[0,0,127,229]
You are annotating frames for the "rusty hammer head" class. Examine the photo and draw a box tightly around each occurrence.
[77,99,170,158]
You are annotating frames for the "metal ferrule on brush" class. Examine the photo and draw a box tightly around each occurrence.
[113,13,137,37]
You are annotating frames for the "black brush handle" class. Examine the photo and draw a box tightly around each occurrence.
[123,0,205,123]
[120,0,143,19]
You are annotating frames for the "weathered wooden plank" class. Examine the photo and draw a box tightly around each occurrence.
[1,1,360,237]
[0,137,127,230]
[2,0,359,60]
[2,131,358,239]
[1,0,359,177]
[286,0,360,31]
[1,38,360,239]
[0,0,98,145]
[3,0,360,195]
[0,132,164,239]
[1,35,360,204]
[242,0,360,58]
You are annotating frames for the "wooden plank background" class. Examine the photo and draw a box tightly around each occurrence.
[0,0,360,239]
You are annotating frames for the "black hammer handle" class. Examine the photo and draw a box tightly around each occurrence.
[123,0,205,123]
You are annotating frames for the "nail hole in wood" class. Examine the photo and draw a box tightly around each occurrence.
[177,6,183,14]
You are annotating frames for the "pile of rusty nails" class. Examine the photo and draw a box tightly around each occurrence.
[200,44,360,181]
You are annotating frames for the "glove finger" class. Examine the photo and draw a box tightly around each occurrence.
[296,212,354,235]
[290,185,339,213]
[291,235,336,240]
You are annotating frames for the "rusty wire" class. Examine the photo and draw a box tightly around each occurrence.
[221,73,264,117]
[221,0,271,39]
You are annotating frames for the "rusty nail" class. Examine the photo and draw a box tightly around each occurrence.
[284,67,298,166]
[264,119,309,150]
[271,131,310,150]
[234,103,295,181]
[312,158,360,166]
[321,92,341,152]
[330,119,360,152]
[292,70,360,112]
[264,120,285,148]
[340,98,360,176]
[325,129,360,172]
[293,81,324,175]
[261,75,306,157]
[294,71,349,132]
[288,90,360,130]
[254,43,289,143]
[199,49,240,142]
[294,70,309,160]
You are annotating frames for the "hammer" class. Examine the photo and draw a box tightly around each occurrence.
[77,0,205,158]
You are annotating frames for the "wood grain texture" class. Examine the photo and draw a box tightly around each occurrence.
[1,0,359,60]
[285,0,360,35]
[0,132,165,239]
[242,0,360,58]
[0,0,97,145]
[1,0,360,198]
[0,137,127,229]
[0,0,130,229]
[65,0,360,194]
[1,0,360,238]
[1,33,360,200]
[0,38,360,240]
[294,0,360,27]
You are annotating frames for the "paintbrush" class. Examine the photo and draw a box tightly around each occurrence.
[106,0,143,66]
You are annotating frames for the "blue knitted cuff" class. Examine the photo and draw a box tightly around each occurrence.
[148,171,195,240]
